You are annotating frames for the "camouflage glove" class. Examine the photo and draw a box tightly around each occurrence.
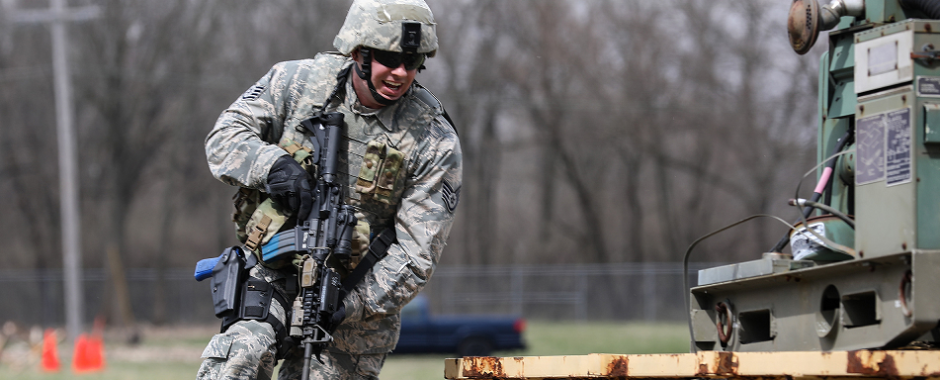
[265,155,313,222]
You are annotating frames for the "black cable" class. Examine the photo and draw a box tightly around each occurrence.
[788,198,855,228]
[769,130,852,253]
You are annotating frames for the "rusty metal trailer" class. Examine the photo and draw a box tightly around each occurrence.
[444,350,940,379]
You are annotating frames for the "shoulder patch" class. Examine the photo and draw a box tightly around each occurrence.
[242,84,265,101]
[442,180,460,213]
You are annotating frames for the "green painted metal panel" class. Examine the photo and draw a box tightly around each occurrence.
[866,0,887,25]
[910,28,940,250]
[829,34,855,76]
[863,0,907,27]
[855,89,916,258]
[916,102,940,249]
[826,29,856,119]
[829,82,857,119]
[923,104,940,144]
[850,20,940,254]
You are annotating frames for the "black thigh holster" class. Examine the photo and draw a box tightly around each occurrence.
[211,247,247,319]
[213,247,296,360]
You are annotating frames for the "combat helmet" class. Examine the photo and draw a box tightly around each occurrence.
[334,0,438,106]
[333,0,438,57]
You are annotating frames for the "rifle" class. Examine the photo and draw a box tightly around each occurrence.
[193,111,355,379]
[262,111,357,379]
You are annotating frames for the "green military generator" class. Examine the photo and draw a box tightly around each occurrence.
[690,0,940,352]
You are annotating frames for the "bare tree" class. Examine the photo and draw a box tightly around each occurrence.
[0,13,64,326]
[0,0,827,327]
[70,0,231,337]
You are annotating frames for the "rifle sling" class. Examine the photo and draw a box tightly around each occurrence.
[341,227,396,299]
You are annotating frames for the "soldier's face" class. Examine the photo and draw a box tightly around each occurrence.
[353,49,417,108]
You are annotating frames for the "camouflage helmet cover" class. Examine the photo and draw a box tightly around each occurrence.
[333,0,438,57]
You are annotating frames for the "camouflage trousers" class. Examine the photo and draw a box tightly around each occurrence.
[196,266,387,380]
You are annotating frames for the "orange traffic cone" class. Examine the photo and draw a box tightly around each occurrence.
[72,333,105,373]
[40,329,60,372]
[87,334,106,370]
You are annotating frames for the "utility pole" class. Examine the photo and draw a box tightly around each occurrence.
[7,0,100,342]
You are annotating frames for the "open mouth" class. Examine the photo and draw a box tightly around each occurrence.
[383,80,403,90]
[378,80,406,99]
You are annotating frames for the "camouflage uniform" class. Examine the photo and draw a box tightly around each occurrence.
[197,52,461,380]
[198,0,457,377]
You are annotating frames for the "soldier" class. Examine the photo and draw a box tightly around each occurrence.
[195,0,461,379]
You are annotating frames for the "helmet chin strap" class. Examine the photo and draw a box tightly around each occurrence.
[355,47,398,107]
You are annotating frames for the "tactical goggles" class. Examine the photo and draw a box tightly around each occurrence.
[372,49,426,71]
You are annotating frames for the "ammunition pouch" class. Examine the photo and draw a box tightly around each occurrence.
[355,140,405,205]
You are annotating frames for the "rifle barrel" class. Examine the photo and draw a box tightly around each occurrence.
[302,341,313,380]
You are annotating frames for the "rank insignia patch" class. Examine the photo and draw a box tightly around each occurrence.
[442,180,460,213]
[242,84,265,101]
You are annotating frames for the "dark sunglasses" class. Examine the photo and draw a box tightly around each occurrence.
[372,49,426,71]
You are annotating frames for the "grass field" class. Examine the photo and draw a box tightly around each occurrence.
[0,321,690,379]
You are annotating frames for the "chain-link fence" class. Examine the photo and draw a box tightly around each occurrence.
[0,268,212,327]
[0,262,720,327]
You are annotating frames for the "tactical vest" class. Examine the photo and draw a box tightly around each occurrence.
[232,52,448,271]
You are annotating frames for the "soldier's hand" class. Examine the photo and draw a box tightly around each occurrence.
[265,156,313,222]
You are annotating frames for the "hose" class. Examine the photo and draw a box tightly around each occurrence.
[900,0,940,19]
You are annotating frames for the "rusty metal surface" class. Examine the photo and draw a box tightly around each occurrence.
[444,350,940,379]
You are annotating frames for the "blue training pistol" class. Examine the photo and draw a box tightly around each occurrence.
[193,254,222,281]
